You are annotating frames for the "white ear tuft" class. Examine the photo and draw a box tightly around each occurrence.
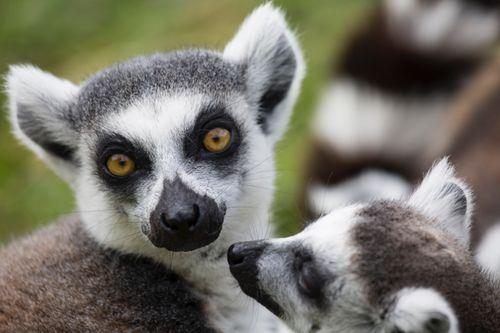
[5,64,80,183]
[224,3,305,144]
[224,3,295,62]
[6,64,78,112]
[408,158,473,247]
[387,287,459,333]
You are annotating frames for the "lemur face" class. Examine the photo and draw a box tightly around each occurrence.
[76,61,253,252]
[5,5,304,253]
[229,159,470,333]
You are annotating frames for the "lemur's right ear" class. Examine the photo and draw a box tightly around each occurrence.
[223,3,305,144]
[408,158,473,247]
[5,65,80,183]
[386,288,459,333]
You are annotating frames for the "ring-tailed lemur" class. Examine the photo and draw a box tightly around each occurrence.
[0,4,304,332]
[304,0,500,218]
[229,159,500,333]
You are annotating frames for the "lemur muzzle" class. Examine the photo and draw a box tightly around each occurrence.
[148,178,226,251]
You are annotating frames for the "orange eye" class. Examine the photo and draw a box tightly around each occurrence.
[106,154,135,177]
[203,127,231,153]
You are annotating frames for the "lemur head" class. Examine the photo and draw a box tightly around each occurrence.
[4,4,304,254]
[383,0,500,56]
[229,159,472,333]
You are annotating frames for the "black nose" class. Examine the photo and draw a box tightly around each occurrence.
[227,241,268,281]
[227,241,284,318]
[147,178,226,252]
[160,204,200,233]
[227,241,266,267]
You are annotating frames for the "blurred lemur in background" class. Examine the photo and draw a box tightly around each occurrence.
[303,0,500,220]
[230,159,500,333]
[0,4,304,332]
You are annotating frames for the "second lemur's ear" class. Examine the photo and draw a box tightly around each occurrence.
[224,3,305,144]
[408,158,473,247]
[5,65,80,184]
[386,288,459,333]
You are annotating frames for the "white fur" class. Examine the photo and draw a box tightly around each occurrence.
[388,287,459,333]
[408,158,473,247]
[313,80,447,158]
[476,223,500,280]
[258,206,367,333]
[223,2,305,145]
[302,205,362,273]
[384,0,500,56]
[5,65,80,184]
[308,169,411,216]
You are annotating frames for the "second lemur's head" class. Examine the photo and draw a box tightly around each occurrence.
[4,4,304,254]
[229,159,473,333]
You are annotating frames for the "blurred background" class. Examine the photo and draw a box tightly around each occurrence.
[0,0,373,243]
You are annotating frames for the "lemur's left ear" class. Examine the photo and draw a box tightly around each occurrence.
[408,158,473,247]
[223,3,305,144]
[386,288,459,333]
[5,65,80,184]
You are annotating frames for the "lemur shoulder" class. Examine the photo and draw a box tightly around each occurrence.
[0,218,212,332]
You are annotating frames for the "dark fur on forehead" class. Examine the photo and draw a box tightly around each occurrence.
[72,50,245,129]
[353,201,500,332]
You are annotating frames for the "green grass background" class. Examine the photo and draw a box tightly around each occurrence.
[0,0,372,243]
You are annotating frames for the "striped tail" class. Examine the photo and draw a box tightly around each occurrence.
[303,0,500,218]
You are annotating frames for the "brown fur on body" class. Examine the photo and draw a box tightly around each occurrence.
[0,218,214,333]
[354,202,500,332]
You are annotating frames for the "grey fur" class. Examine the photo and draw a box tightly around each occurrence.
[254,35,297,132]
[354,201,500,332]
[73,50,245,130]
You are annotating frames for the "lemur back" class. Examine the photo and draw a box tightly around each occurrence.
[0,217,213,332]
[304,0,500,218]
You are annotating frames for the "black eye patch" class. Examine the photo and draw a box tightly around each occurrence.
[183,104,243,171]
[293,247,328,308]
[95,133,153,198]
